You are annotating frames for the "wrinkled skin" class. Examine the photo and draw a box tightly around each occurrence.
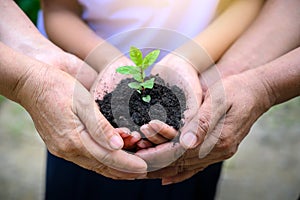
[142,70,273,184]
[14,53,147,179]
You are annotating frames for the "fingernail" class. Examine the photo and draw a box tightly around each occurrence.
[109,135,123,150]
[181,132,197,148]
[131,131,141,139]
[149,120,163,132]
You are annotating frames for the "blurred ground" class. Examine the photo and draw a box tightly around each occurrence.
[0,97,299,200]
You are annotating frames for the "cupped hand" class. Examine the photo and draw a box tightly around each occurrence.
[17,56,147,178]
[148,69,273,184]
[136,53,202,170]
[91,54,152,150]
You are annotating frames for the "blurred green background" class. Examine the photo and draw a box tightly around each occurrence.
[15,0,40,24]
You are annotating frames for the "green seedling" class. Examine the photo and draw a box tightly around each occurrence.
[116,46,160,103]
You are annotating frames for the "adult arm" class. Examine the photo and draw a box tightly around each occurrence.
[201,0,300,88]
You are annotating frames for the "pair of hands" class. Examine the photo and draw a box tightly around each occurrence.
[91,49,273,185]
[21,38,271,183]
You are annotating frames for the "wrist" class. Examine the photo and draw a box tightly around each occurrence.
[0,43,47,107]
[174,40,215,74]
[84,41,125,72]
[241,68,277,111]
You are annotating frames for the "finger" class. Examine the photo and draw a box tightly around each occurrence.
[73,82,124,151]
[180,82,227,149]
[136,142,185,171]
[115,127,131,138]
[140,124,168,144]
[137,139,153,149]
[198,116,225,159]
[79,130,147,174]
[148,120,178,140]
[123,131,141,150]
[58,135,142,180]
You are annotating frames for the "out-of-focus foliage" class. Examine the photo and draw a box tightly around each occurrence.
[15,0,40,25]
[0,95,5,105]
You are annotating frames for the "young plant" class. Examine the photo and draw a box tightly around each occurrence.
[116,46,160,103]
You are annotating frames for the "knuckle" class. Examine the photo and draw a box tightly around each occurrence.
[197,114,210,134]
[93,120,112,140]
[99,150,114,167]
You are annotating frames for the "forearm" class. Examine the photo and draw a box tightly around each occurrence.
[246,47,300,107]
[42,0,122,72]
[0,1,46,54]
[218,0,300,78]
[176,0,264,73]
[0,42,43,104]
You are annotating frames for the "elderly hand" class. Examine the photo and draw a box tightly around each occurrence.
[6,47,147,179]
[147,67,274,184]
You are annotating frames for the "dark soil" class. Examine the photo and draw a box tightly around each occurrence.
[96,76,186,133]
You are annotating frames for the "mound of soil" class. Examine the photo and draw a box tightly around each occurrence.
[96,76,186,133]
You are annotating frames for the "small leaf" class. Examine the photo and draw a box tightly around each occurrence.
[142,49,160,70]
[142,71,146,79]
[142,95,151,103]
[130,46,143,66]
[133,73,143,82]
[116,66,140,75]
[128,82,142,90]
[140,78,155,89]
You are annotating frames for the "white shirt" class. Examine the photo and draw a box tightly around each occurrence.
[38,0,219,53]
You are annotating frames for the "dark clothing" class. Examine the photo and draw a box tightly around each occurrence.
[45,151,222,200]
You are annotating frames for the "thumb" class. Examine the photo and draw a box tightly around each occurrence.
[73,82,124,151]
[180,85,226,149]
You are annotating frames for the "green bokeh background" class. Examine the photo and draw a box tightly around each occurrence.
[15,0,40,24]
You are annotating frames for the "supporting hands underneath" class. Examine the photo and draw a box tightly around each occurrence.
[6,47,147,179]
[135,53,203,170]
[146,68,274,184]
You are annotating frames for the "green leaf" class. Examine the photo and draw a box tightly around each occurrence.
[116,65,140,75]
[128,82,142,90]
[142,95,151,103]
[142,49,160,70]
[130,46,143,66]
[140,78,155,89]
[133,73,143,82]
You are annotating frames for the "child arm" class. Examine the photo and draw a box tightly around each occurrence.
[176,0,265,73]
[41,0,122,72]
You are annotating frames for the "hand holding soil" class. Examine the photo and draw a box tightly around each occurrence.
[92,47,203,171]
[135,52,203,170]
